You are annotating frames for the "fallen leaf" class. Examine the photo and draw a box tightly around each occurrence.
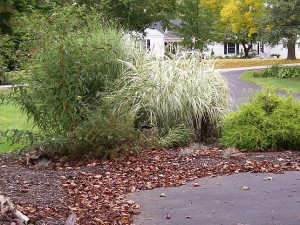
[192,182,201,187]
[20,188,29,193]
[241,186,250,190]
[264,176,273,181]
[165,213,171,219]
[126,200,135,205]
[160,193,166,197]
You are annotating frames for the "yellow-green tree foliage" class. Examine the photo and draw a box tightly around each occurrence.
[202,0,264,57]
[202,0,264,38]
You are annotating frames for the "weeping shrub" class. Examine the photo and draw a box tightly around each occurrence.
[66,108,145,159]
[15,5,134,135]
[157,125,194,148]
[111,56,231,141]
[220,88,300,150]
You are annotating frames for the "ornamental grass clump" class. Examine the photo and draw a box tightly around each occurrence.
[220,88,300,150]
[112,56,231,142]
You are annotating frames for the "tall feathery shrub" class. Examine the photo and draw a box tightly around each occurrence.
[15,5,134,135]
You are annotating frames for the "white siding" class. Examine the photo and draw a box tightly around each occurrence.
[263,42,300,59]
[144,28,165,57]
[207,43,225,57]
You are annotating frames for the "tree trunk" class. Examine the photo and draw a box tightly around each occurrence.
[244,48,249,59]
[242,41,253,59]
[287,40,296,60]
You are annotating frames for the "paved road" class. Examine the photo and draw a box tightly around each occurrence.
[220,69,261,109]
[130,172,300,225]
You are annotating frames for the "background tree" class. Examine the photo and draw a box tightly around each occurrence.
[263,0,300,60]
[96,0,176,31]
[0,0,13,35]
[202,0,264,58]
[0,0,62,75]
[0,0,39,74]
[173,0,215,51]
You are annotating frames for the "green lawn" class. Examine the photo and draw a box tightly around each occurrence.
[240,70,300,94]
[0,103,35,154]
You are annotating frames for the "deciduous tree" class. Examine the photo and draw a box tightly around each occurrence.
[96,0,176,31]
[263,0,300,60]
[173,0,215,51]
[202,0,264,58]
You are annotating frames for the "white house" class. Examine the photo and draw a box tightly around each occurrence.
[144,20,183,57]
[144,21,300,59]
[209,41,300,59]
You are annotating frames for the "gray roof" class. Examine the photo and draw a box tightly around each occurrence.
[150,19,182,40]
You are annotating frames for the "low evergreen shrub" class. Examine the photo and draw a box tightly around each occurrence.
[220,88,300,150]
[277,67,300,79]
[253,65,300,79]
[253,64,281,77]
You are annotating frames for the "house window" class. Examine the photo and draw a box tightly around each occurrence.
[228,43,236,54]
[257,42,264,54]
[260,42,264,53]
[146,39,150,51]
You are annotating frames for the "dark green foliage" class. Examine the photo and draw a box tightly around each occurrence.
[0,27,30,74]
[220,89,300,150]
[253,65,300,79]
[0,0,47,83]
[0,0,13,35]
[11,0,35,12]
[96,0,176,31]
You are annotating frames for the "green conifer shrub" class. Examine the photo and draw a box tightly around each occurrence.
[220,88,300,150]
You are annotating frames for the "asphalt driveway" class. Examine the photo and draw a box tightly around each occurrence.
[221,69,261,109]
[130,172,300,225]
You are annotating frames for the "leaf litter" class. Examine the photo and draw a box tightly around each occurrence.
[1,146,300,224]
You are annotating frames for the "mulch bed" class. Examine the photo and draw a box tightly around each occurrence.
[1,145,300,225]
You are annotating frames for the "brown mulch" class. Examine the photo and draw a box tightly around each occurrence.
[1,146,300,225]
